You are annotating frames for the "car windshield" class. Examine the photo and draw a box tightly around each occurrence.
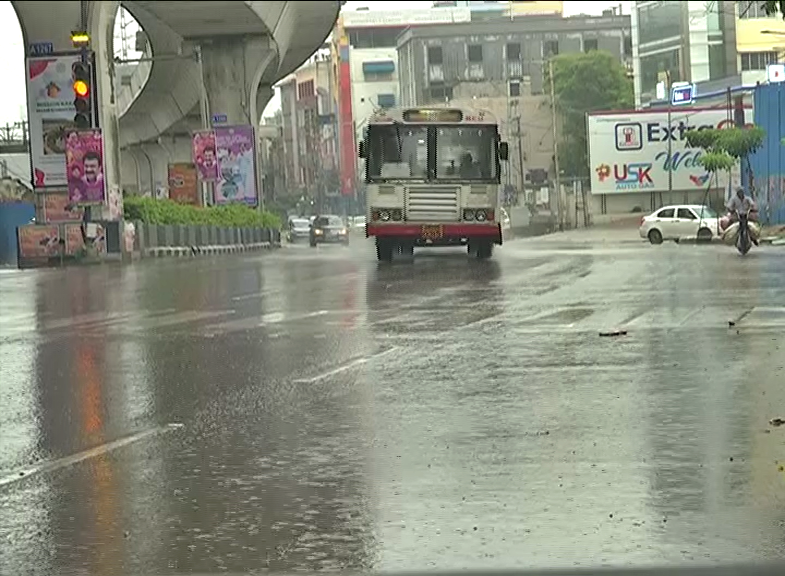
[693,206,718,219]
[315,216,343,227]
[290,219,309,229]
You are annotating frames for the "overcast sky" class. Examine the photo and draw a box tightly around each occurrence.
[0,0,627,127]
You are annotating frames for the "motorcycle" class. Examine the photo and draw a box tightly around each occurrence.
[736,212,752,255]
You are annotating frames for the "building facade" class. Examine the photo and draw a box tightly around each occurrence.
[631,0,739,108]
[275,50,339,208]
[330,6,472,200]
[396,13,631,194]
[735,0,785,85]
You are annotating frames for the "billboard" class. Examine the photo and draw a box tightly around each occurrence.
[26,54,82,188]
[214,125,257,205]
[587,107,751,195]
[65,129,106,204]
[191,130,219,181]
[42,192,84,222]
[168,163,199,204]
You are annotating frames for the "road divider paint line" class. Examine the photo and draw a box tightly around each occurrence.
[293,347,399,384]
[0,423,184,489]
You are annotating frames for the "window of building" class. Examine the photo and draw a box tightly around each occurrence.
[584,38,598,52]
[429,85,453,102]
[741,51,779,70]
[623,35,632,57]
[427,46,443,65]
[377,93,396,108]
[708,43,727,79]
[544,40,559,57]
[737,0,773,18]
[507,43,521,61]
[297,80,315,100]
[637,1,682,45]
[509,80,521,97]
[348,27,405,48]
[468,45,483,63]
[362,60,395,82]
[640,49,681,97]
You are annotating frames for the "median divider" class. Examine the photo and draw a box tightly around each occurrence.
[130,221,281,260]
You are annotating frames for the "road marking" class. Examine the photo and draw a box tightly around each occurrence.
[0,423,183,489]
[293,347,399,384]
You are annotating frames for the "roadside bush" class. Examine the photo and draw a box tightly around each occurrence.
[124,196,281,229]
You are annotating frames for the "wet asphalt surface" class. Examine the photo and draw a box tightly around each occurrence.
[3,230,785,575]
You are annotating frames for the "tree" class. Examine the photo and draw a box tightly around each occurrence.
[684,126,765,195]
[547,50,633,179]
[761,1,785,17]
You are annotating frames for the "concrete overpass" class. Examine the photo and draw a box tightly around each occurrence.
[13,0,341,206]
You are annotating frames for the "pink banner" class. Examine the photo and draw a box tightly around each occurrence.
[192,130,218,181]
[65,129,106,204]
[214,125,257,205]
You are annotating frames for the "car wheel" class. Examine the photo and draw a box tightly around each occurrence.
[648,229,663,245]
[697,227,713,243]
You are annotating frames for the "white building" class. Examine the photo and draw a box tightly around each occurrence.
[338,7,472,149]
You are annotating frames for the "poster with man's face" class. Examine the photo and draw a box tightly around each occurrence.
[65,129,106,204]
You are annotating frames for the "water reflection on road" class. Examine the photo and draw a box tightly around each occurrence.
[1,239,785,573]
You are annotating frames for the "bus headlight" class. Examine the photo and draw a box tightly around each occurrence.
[463,209,475,221]
[372,208,403,222]
[474,209,495,222]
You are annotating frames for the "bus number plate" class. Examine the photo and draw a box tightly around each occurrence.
[421,225,443,239]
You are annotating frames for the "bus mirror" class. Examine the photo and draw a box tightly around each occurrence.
[358,141,367,159]
[498,142,509,161]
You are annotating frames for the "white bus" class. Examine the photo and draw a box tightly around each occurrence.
[358,107,509,261]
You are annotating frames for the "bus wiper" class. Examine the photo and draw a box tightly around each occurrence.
[393,120,403,158]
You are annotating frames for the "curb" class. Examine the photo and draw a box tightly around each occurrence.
[142,242,279,259]
[674,236,720,245]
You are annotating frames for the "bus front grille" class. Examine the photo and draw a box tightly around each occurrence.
[405,186,459,222]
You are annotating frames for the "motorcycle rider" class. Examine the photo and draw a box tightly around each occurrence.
[726,187,758,246]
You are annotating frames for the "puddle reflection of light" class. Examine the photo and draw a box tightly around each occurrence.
[75,339,122,572]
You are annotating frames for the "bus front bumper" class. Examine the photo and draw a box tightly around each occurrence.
[367,223,502,245]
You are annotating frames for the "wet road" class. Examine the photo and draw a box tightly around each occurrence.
[2,232,785,574]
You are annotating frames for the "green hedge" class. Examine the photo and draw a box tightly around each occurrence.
[124,196,280,229]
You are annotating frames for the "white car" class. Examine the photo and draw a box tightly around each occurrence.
[639,204,720,244]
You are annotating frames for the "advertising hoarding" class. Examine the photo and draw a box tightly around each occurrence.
[26,54,82,188]
[214,125,257,206]
[167,163,200,204]
[65,129,106,204]
[587,107,751,195]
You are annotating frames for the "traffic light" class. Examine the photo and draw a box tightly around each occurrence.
[72,61,92,129]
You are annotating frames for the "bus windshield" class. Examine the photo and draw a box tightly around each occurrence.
[366,123,498,182]
[366,125,428,180]
[435,126,497,181]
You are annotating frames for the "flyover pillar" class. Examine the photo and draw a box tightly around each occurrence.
[197,36,277,127]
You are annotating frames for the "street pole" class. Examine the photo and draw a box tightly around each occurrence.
[516,115,525,203]
[548,58,563,230]
[667,104,673,207]
[666,72,673,207]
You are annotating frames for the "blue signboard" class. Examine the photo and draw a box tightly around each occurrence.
[29,42,54,56]
[211,114,228,125]
[670,83,695,106]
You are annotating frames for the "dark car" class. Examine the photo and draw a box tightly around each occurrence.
[310,215,349,247]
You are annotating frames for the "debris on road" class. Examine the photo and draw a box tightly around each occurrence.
[769,418,785,427]
[599,329,628,337]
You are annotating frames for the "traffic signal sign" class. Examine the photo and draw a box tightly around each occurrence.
[72,61,92,129]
